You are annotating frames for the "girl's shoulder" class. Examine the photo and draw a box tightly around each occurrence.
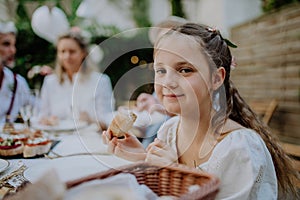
[201,128,277,199]
[213,128,272,165]
[220,128,262,144]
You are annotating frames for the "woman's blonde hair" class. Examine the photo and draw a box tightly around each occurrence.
[55,31,97,84]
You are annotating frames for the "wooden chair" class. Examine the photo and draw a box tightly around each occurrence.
[249,99,278,125]
[250,99,300,186]
[249,98,300,166]
[281,142,300,188]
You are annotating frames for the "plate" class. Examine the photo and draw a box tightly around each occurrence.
[0,159,10,173]
[23,155,131,183]
[32,120,88,132]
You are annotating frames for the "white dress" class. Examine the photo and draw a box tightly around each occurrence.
[39,71,115,127]
[156,116,277,200]
[0,67,31,123]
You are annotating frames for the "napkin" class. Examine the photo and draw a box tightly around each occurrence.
[64,173,158,200]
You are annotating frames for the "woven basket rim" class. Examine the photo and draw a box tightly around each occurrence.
[66,161,220,199]
[66,161,219,186]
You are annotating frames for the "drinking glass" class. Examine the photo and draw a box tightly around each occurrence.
[20,89,40,129]
[20,104,33,129]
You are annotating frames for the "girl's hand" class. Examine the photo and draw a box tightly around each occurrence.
[102,131,146,162]
[145,138,178,165]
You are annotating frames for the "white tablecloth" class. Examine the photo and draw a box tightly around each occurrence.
[1,124,132,184]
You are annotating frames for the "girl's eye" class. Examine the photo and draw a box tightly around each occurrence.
[179,67,194,74]
[155,68,166,74]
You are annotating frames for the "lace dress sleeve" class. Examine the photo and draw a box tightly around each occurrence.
[198,129,277,199]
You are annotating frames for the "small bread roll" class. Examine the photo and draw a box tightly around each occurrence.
[108,110,137,138]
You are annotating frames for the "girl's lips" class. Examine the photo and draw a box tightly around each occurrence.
[163,94,184,98]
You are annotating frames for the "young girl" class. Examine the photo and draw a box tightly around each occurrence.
[103,23,299,199]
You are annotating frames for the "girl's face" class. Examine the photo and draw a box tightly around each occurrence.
[0,33,16,68]
[154,33,221,117]
[57,38,86,73]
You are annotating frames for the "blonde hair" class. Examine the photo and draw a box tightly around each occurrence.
[55,31,97,84]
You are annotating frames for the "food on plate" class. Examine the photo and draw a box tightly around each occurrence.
[23,137,52,158]
[0,138,24,156]
[108,110,137,138]
[0,129,51,157]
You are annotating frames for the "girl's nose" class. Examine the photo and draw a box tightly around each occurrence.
[163,72,178,89]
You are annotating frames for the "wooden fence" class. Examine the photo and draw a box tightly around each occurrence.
[230,3,300,144]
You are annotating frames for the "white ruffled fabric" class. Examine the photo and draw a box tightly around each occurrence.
[39,72,115,127]
[157,116,277,200]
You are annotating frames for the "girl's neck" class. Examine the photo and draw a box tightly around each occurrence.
[177,116,210,148]
[176,113,218,167]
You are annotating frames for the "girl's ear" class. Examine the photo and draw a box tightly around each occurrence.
[212,67,226,90]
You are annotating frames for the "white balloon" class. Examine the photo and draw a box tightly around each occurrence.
[76,0,135,31]
[31,5,70,44]
[149,0,171,25]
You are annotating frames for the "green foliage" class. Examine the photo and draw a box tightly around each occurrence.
[170,0,185,18]
[262,0,300,12]
[132,0,151,27]
[12,0,186,94]
[13,0,81,89]
[13,1,55,89]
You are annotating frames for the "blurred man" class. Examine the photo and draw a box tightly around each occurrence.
[0,21,31,124]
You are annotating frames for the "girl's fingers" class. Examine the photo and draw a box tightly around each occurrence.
[145,153,174,166]
[146,140,178,164]
[146,138,166,151]
[107,137,117,154]
[114,145,146,162]
[101,131,108,144]
[102,130,112,144]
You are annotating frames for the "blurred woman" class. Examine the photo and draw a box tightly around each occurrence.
[39,31,115,128]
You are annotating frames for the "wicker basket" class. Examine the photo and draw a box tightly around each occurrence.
[66,162,220,200]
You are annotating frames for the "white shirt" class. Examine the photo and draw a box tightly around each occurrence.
[39,71,115,127]
[0,67,31,123]
[157,116,278,200]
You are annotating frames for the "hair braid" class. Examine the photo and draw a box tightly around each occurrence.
[228,81,299,197]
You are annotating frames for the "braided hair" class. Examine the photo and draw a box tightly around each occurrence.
[169,23,299,198]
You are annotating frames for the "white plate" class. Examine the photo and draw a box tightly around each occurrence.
[23,155,131,183]
[32,120,88,132]
[0,159,10,173]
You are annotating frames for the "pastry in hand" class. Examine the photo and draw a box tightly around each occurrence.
[108,110,137,138]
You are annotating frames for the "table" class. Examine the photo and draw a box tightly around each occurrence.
[0,124,132,198]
